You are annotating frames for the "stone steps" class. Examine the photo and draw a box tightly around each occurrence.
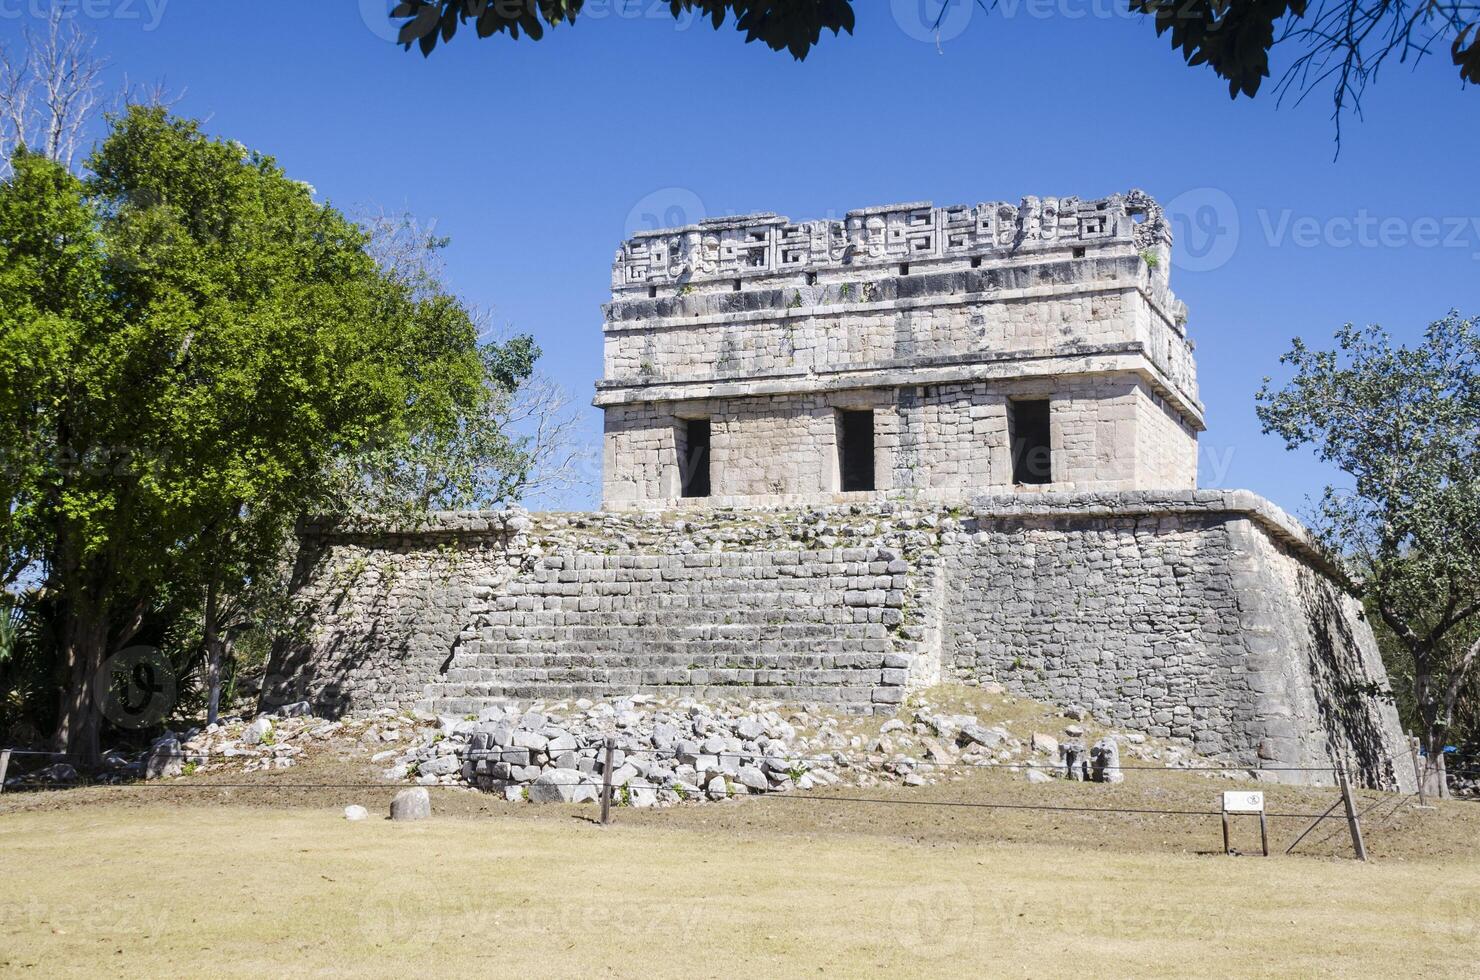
[494,583,900,602]
[443,651,891,675]
[416,545,920,715]
[462,621,890,639]
[426,682,879,716]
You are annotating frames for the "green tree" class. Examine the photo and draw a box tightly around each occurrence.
[382,1,1477,137]
[335,209,585,515]
[1257,313,1480,792]
[0,108,495,761]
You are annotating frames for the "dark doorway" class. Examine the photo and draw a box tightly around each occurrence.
[681,419,711,498]
[1010,399,1052,485]
[838,410,875,492]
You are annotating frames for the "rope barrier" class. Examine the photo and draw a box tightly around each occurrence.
[12,742,1471,776]
[0,773,1356,820]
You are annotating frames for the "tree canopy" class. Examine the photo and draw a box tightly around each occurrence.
[385,0,1476,132]
[0,107,526,757]
[1257,312,1480,783]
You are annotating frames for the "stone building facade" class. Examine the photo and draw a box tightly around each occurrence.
[599,191,1200,508]
[265,191,1415,790]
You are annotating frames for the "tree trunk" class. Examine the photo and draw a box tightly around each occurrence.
[51,600,109,767]
[204,575,223,726]
[1410,647,1454,800]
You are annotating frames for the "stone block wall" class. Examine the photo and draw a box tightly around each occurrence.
[601,262,1156,386]
[596,191,1205,510]
[601,373,1194,507]
[266,493,1414,790]
[939,495,1408,785]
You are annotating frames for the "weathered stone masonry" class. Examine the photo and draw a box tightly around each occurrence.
[599,191,1200,507]
[266,493,1413,790]
[266,190,1415,791]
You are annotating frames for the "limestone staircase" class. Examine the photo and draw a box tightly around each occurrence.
[421,547,939,715]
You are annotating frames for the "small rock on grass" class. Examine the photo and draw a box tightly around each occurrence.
[390,787,431,821]
[344,805,369,821]
[1025,768,1052,784]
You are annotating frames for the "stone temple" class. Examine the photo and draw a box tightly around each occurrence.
[599,190,1198,507]
[266,191,1414,790]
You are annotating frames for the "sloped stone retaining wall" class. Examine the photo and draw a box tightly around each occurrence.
[264,491,1413,790]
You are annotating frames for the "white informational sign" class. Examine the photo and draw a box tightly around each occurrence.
[1223,791,1265,814]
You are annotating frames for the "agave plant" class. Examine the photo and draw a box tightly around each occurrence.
[0,597,19,667]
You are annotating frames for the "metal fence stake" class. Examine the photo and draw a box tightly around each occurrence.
[599,737,615,826]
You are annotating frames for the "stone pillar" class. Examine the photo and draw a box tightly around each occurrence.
[1090,737,1122,783]
[1061,741,1087,781]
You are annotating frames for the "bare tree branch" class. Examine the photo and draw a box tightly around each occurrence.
[1275,1,1480,149]
[0,6,107,176]
[502,373,595,508]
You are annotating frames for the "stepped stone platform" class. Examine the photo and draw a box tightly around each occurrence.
[263,492,1415,791]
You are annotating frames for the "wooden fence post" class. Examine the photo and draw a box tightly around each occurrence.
[0,748,10,793]
[1409,736,1429,809]
[599,737,615,827]
[1337,765,1368,862]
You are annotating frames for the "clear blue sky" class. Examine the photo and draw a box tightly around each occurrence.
[28,1,1479,514]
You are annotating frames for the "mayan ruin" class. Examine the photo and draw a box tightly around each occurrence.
[600,191,1197,506]
[265,191,1414,792]
[9,10,1477,971]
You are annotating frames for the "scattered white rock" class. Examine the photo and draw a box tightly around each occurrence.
[528,768,597,804]
[344,805,369,822]
[1031,733,1060,757]
[242,717,273,746]
[145,738,183,780]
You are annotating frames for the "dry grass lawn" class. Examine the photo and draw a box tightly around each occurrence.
[2,804,1477,978]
